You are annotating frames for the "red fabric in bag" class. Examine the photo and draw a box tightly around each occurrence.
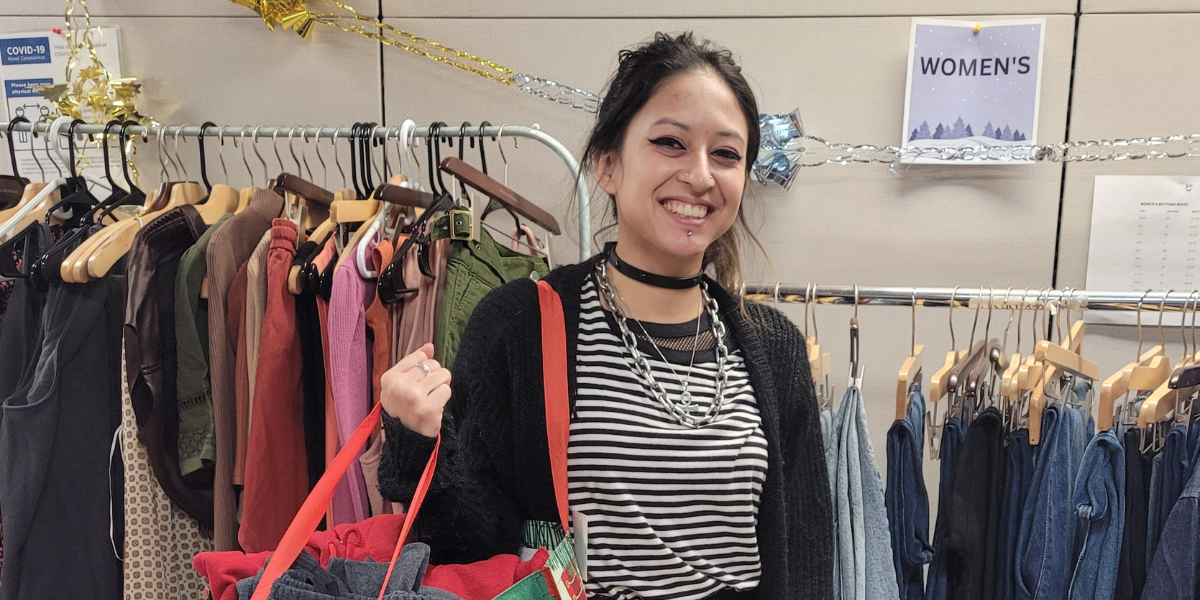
[194,514,549,600]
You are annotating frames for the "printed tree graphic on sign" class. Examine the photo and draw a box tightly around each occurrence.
[949,116,968,139]
[933,123,945,139]
[1001,125,1012,141]
[965,124,974,137]
[983,121,995,138]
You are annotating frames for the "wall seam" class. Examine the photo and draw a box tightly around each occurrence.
[1049,0,1083,334]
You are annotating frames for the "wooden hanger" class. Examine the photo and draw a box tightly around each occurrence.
[896,345,924,421]
[195,183,238,225]
[1028,303,1097,444]
[85,182,205,279]
[62,182,173,282]
[1099,344,1166,432]
[1139,362,1200,428]
[439,156,560,235]
[896,293,924,421]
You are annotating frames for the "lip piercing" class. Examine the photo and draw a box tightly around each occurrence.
[687,231,693,236]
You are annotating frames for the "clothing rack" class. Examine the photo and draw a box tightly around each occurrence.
[744,284,1200,313]
[1,120,593,262]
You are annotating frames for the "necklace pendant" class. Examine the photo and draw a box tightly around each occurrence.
[680,390,694,408]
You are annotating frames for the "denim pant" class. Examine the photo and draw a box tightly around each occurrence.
[1145,452,1165,572]
[1142,461,1200,600]
[833,386,899,600]
[1015,403,1090,600]
[886,390,934,600]
[925,417,965,600]
[1068,429,1125,600]
[997,429,1033,600]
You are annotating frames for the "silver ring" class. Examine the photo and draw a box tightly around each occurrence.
[415,362,431,376]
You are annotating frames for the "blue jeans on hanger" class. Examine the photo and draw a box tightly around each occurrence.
[1067,429,1125,600]
[1014,403,1090,600]
[925,416,965,600]
[833,386,899,600]
[1145,451,1165,572]
[996,429,1034,600]
[886,390,934,600]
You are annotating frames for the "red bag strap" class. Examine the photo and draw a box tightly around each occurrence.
[537,280,572,533]
[253,280,566,600]
[249,401,441,600]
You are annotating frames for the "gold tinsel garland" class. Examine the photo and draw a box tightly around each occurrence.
[228,0,515,84]
[39,0,149,124]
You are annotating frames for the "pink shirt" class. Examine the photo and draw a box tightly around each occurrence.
[326,242,377,524]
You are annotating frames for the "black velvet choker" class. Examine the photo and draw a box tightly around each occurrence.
[604,243,702,290]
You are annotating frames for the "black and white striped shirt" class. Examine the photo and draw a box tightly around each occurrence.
[568,278,767,600]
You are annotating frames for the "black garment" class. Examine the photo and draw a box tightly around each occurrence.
[1117,427,1154,600]
[123,205,214,528]
[0,271,125,600]
[378,255,834,600]
[0,224,53,402]
[295,288,326,490]
[944,408,1005,600]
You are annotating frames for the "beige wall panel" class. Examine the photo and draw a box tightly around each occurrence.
[1056,14,1200,400]
[5,0,250,17]
[384,15,1073,493]
[382,0,1074,18]
[1,16,382,187]
[1083,0,1200,13]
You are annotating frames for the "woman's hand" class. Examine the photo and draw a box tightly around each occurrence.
[380,343,451,437]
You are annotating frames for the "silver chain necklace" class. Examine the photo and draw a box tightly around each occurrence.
[596,261,730,428]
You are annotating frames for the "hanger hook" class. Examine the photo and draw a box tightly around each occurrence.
[251,125,269,184]
[331,128,347,189]
[772,281,781,305]
[27,120,45,181]
[154,125,168,182]
[1136,290,1151,357]
[271,126,285,176]
[237,126,254,188]
[5,116,29,178]
[853,284,859,319]
[969,287,983,349]
[811,283,821,343]
[1184,290,1199,363]
[214,125,230,186]
[198,122,217,191]
[911,288,918,351]
[286,125,302,176]
[984,287,995,342]
[1001,287,1015,350]
[173,125,189,181]
[119,121,141,192]
[1015,288,1027,353]
[948,286,959,352]
[66,118,86,178]
[1158,290,1173,352]
[312,128,328,189]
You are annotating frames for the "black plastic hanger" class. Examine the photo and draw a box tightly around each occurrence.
[347,122,363,199]
[198,122,216,193]
[0,117,31,209]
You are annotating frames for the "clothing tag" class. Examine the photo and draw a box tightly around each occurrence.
[571,509,589,580]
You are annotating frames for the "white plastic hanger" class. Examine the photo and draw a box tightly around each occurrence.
[0,116,72,241]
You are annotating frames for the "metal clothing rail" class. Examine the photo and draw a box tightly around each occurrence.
[744,284,1200,313]
[1,120,592,262]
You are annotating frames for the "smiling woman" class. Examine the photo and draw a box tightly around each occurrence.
[378,32,834,600]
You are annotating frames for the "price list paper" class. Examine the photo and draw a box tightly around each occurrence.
[1086,175,1200,326]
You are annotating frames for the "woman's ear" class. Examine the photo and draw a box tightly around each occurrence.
[594,150,620,197]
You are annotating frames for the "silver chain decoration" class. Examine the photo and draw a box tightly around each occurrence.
[793,133,1200,169]
[514,73,600,113]
[509,75,1200,170]
[596,262,730,428]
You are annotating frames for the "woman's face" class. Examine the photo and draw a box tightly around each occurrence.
[596,69,749,269]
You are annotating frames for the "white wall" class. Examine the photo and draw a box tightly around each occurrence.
[5,0,1200,515]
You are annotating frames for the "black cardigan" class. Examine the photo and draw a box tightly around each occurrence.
[379,255,834,600]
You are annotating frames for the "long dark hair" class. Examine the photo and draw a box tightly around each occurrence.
[580,31,765,292]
